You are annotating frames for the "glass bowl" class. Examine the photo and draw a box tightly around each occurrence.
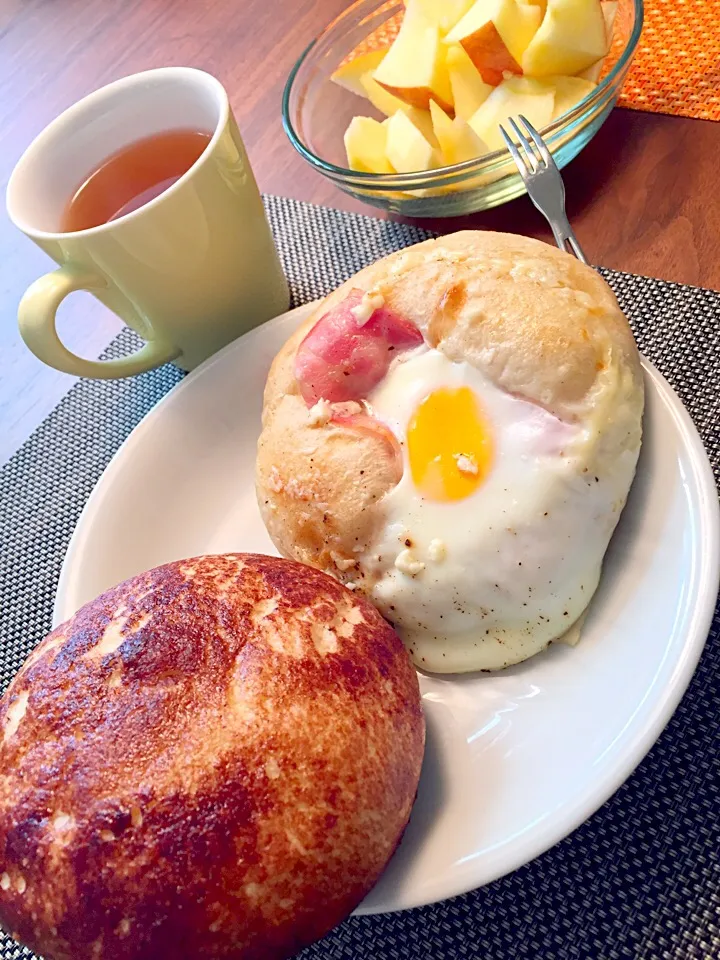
[282,0,643,217]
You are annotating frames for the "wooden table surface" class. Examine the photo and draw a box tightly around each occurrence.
[2,0,719,466]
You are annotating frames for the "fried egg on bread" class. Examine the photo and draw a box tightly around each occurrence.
[257,231,644,672]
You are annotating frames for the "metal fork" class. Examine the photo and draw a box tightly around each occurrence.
[499,116,588,265]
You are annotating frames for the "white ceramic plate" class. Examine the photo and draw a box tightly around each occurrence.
[55,303,720,915]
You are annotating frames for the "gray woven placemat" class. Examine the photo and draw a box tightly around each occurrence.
[1,196,719,960]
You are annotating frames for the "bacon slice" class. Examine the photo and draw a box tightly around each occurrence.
[295,288,423,406]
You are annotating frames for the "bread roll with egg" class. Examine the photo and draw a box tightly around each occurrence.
[0,554,424,960]
[257,231,644,672]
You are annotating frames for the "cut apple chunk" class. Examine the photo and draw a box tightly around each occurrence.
[331,49,388,99]
[469,76,555,150]
[452,22,521,86]
[430,100,488,163]
[446,44,494,120]
[445,0,542,85]
[602,0,619,41]
[344,116,395,174]
[385,109,443,172]
[519,0,548,13]
[404,105,440,146]
[417,0,476,33]
[577,1,617,82]
[577,58,602,83]
[521,0,608,77]
[358,73,439,145]
[360,72,411,116]
[548,75,596,119]
[373,0,454,112]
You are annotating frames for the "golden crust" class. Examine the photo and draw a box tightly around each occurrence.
[256,231,644,590]
[0,554,424,960]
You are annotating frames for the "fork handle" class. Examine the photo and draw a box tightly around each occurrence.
[549,220,588,265]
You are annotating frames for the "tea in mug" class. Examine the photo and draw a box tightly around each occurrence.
[60,129,212,232]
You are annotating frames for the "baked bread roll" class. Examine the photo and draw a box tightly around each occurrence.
[257,231,644,672]
[0,554,424,959]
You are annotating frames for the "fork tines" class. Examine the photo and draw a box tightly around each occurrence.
[499,115,555,174]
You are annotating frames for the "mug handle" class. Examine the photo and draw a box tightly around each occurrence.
[18,265,180,379]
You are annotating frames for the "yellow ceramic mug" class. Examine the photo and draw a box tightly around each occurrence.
[6,67,290,378]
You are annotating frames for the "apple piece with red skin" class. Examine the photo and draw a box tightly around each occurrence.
[373,0,454,112]
[445,0,542,85]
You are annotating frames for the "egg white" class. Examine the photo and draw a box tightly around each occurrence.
[361,347,635,672]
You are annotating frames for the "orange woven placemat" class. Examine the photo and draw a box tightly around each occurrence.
[619,0,720,120]
[349,0,720,121]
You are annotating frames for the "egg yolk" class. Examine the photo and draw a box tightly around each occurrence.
[407,387,493,501]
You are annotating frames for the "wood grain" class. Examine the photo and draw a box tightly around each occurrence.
[1,0,719,465]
